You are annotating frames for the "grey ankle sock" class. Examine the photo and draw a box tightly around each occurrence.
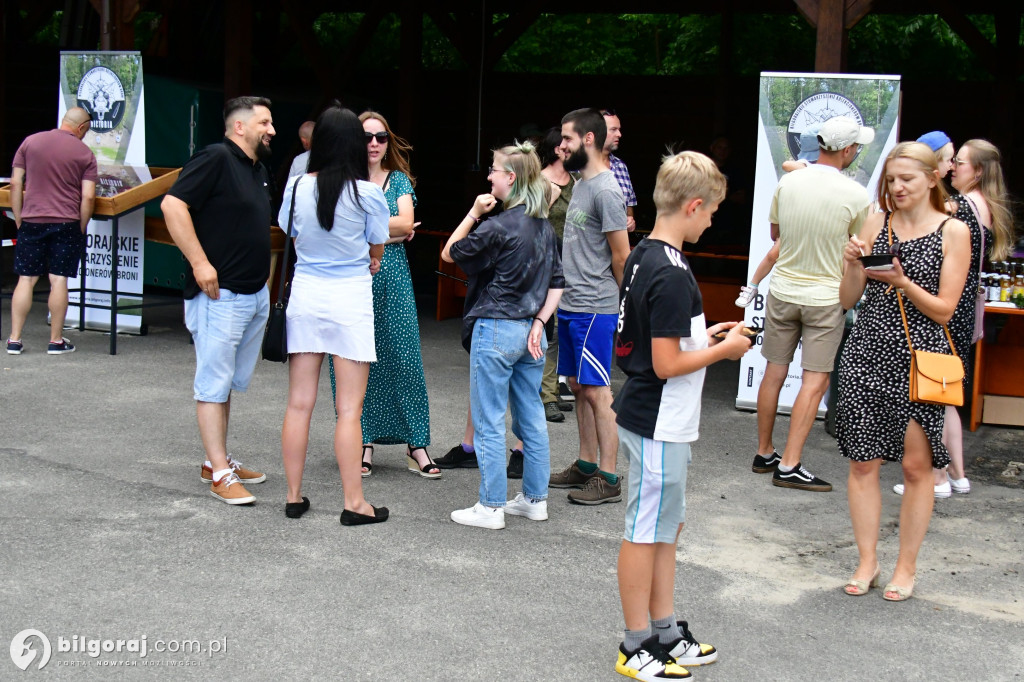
[624,626,651,653]
[777,463,794,472]
[652,614,681,644]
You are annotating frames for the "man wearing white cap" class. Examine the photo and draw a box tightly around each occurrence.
[752,115,874,492]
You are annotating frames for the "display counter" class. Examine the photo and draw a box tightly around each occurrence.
[969,303,1024,430]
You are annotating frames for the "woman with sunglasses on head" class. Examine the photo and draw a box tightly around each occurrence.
[328,111,438,480]
[442,141,564,529]
[941,139,1015,491]
[836,141,971,601]
[278,105,390,525]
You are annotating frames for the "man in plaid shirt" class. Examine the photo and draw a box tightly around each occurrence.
[602,109,637,232]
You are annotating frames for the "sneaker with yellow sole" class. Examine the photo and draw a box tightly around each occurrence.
[210,472,256,505]
[616,636,691,681]
[200,456,266,484]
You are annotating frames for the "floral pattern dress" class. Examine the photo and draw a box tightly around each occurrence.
[835,215,954,468]
[329,171,431,447]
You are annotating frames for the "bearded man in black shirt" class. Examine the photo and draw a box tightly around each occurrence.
[161,96,276,506]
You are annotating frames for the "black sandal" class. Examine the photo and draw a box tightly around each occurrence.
[406,445,441,479]
[361,445,373,478]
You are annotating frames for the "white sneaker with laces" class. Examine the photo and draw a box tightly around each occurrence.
[893,481,951,498]
[504,492,548,521]
[734,285,758,308]
[947,474,971,494]
[451,502,505,529]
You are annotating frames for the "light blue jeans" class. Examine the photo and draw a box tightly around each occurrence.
[184,286,270,402]
[470,317,550,507]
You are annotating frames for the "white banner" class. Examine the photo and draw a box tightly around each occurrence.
[60,51,146,333]
[736,72,902,413]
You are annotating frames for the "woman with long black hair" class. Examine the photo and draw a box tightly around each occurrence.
[278,105,391,525]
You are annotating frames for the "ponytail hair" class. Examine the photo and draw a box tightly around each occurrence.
[493,140,550,219]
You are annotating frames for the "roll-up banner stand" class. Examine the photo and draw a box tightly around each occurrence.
[736,72,901,414]
[61,51,146,334]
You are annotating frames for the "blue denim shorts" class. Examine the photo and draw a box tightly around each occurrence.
[14,221,85,277]
[184,287,270,402]
[621,426,692,544]
[556,310,616,386]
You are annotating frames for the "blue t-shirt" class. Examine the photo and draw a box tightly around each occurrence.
[279,175,390,279]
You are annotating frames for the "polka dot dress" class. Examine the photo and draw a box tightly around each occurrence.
[836,214,953,468]
[329,171,431,447]
[947,192,992,360]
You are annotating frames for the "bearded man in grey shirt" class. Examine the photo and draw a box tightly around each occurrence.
[549,107,630,506]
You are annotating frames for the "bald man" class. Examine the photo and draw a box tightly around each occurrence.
[287,120,314,179]
[7,107,97,355]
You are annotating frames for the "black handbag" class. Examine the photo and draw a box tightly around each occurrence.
[262,181,298,362]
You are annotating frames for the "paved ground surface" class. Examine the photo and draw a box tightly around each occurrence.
[2,298,1022,680]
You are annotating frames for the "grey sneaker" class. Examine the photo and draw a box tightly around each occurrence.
[544,402,565,422]
[549,461,597,489]
[568,474,622,505]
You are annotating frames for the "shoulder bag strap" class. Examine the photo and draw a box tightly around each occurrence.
[963,195,986,268]
[277,179,298,303]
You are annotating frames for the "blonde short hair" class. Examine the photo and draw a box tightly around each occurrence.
[653,151,727,216]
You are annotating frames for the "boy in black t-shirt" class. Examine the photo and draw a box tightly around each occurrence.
[613,152,751,681]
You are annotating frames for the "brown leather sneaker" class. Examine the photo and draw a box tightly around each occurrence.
[567,474,622,505]
[210,472,256,505]
[200,456,267,484]
[548,461,598,489]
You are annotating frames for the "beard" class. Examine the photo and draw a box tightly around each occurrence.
[255,139,273,162]
[563,145,588,172]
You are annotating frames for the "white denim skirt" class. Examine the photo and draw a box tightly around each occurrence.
[286,271,376,361]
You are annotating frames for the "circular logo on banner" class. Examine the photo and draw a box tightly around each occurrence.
[77,66,126,131]
[786,92,863,160]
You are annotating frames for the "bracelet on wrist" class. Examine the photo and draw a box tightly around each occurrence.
[533,317,546,325]
[467,214,481,223]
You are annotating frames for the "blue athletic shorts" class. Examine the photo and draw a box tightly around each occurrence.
[621,426,692,544]
[14,221,85,278]
[556,310,615,387]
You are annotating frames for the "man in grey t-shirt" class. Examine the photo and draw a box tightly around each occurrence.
[550,107,630,506]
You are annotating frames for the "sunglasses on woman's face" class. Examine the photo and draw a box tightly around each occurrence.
[365,131,389,143]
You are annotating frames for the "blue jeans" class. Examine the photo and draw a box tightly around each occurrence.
[184,287,270,402]
[470,318,550,507]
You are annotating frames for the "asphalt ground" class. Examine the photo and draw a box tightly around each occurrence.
[1,297,1022,680]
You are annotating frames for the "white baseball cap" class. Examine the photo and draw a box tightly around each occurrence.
[817,116,875,151]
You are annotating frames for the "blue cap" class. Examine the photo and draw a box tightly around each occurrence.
[797,124,822,161]
[917,131,952,152]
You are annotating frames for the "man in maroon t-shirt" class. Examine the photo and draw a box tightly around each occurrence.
[7,107,97,355]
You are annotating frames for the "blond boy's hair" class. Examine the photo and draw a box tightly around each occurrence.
[653,151,727,216]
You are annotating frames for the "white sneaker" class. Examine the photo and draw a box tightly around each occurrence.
[735,285,758,308]
[947,474,971,494]
[893,481,952,498]
[451,502,505,529]
[504,492,548,521]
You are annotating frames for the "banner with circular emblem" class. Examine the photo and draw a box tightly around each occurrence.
[59,52,146,334]
[735,72,901,416]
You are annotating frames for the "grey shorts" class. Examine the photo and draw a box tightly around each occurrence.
[761,290,844,373]
[621,426,692,545]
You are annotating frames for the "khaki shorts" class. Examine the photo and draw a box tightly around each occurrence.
[761,290,844,373]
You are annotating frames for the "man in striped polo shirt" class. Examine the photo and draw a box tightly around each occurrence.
[753,116,873,492]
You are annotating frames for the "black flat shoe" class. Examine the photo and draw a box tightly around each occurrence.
[285,496,310,519]
[340,505,389,526]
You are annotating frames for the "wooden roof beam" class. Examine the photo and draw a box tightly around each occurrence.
[932,0,1000,76]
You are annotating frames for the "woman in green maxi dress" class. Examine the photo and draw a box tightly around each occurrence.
[329,111,438,479]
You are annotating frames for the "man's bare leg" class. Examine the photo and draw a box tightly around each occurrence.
[47,274,69,343]
[197,395,231,473]
[779,369,830,468]
[9,275,38,341]
[756,361,788,455]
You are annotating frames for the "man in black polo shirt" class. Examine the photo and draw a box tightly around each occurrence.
[161,96,275,506]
